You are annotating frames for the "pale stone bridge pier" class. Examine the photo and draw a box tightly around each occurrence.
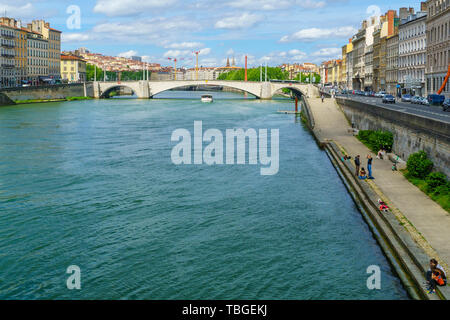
[92,80,319,100]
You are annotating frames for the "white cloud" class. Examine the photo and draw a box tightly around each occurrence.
[163,50,190,58]
[93,0,178,17]
[280,26,357,42]
[91,17,201,43]
[256,49,307,65]
[164,42,204,49]
[199,48,211,55]
[311,47,342,57]
[0,3,35,18]
[297,0,326,9]
[61,33,93,43]
[199,58,220,67]
[118,50,138,58]
[226,0,291,10]
[225,0,325,10]
[215,13,264,30]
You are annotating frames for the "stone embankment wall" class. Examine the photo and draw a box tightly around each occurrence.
[0,83,94,102]
[336,98,450,177]
[0,92,15,106]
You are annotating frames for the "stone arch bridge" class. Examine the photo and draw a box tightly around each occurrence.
[93,80,318,100]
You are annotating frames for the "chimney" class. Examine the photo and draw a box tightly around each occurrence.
[387,10,396,36]
[421,2,427,12]
[399,8,409,20]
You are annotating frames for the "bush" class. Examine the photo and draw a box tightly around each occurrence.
[426,172,448,193]
[406,151,434,179]
[357,130,394,152]
[433,184,449,196]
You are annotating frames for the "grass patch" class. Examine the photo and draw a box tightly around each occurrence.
[403,170,450,213]
[14,96,92,104]
[15,98,66,104]
[66,96,93,101]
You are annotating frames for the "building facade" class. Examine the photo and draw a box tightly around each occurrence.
[27,32,49,86]
[352,28,366,90]
[15,28,28,85]
[61,54,86,83]
[399,11,427,96]
[425,0,450,98]
[386,33,400,95]
[0,23,17,88]
[28,20,61,82]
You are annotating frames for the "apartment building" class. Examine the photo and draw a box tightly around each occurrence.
[386,33,400,95]
[425,0,450,98]
[0,23,16,88]
[61,54,86,83]
[28,20,62,81]
[399,10,428,96]
[0,17,28,86]
[27,32,49,86]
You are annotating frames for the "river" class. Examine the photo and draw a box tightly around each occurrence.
[0,91,408,299]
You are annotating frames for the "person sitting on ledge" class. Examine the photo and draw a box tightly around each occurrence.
[342,155,352,162]
[377,149,385,160]
[426,259,447,294]
[378,199,390,212]
[359,168,367,180]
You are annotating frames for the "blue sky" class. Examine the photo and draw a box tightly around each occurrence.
[1,0,425,68]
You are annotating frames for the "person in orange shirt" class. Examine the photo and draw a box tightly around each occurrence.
[426,259,447,294]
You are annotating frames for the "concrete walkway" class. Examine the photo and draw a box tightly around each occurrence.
[308,97,450,272]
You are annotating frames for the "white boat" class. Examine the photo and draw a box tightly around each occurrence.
[201,95,213,103]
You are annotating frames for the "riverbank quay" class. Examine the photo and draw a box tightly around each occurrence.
[0,92,15,106]
[0,83,93,105]
[303,97,450,300]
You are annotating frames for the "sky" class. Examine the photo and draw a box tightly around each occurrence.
[0,0,425,68]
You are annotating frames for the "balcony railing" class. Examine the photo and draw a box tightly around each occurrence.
[1,43,14,48]
[1,34,15,39]
[1,64,15,69]
[1,53,15,58]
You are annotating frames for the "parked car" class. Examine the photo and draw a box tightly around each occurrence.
[411,96,422,104]
[375,91,386,98]
[443,98,450,111]
[401,94,412,102]
[382,95,396,104]
[419,97,430,106]
[427,94,446,106]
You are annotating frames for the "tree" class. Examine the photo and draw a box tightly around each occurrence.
[406,151,434,179]
[218,67,289,81]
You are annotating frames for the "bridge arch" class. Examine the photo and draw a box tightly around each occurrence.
[272,86,304,98]
[100,85,137,98]
[148,81,263,99]
[150,82,259,98]
[96,81,147,99]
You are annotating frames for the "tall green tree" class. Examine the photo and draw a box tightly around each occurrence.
[218,67,289,81]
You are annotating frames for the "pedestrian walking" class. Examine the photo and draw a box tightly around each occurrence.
[354,155,360,177]
[321,94,324,103]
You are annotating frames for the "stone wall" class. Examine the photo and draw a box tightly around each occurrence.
[336,98,450,177]
[0,83,94,101]
[0,92,15,106]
